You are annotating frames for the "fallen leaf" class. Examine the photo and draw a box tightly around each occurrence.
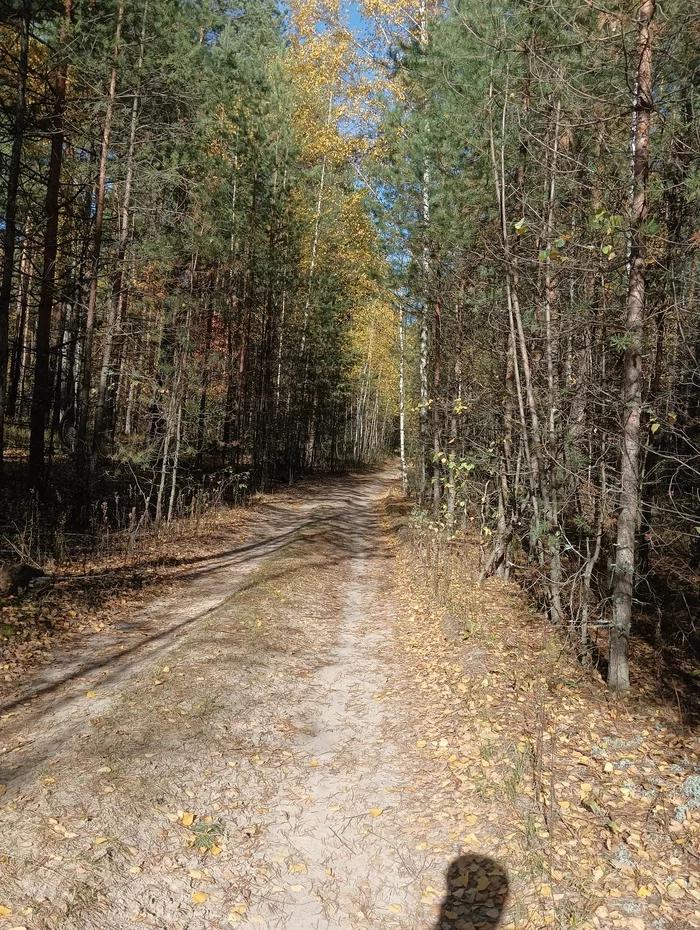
[192,891,208,905]
[86,691,97,699]
[369,808,383,818]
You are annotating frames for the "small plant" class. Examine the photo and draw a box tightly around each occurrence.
[190,819,224,853]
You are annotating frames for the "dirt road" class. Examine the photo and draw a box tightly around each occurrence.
[0,470,508,930]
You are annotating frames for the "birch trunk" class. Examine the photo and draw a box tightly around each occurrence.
[398,307,408,495]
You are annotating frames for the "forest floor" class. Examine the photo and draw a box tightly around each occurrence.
[1,467,699,930]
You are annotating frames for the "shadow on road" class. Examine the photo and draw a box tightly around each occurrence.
[0,472,397,790]
[434,853,509,929]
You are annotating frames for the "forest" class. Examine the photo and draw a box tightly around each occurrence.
[1,1,699,686]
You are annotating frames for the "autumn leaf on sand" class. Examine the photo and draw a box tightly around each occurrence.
[192,891,208,905]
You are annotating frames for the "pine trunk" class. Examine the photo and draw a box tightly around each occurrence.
[609,0,656,692]
[28,0,72,487]
[0,4,29,469]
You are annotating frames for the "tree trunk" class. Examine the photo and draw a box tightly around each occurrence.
[75,2,124,485]
[6,228,32,421]
[609,0,656,692]
[432,290,442,518]
[93,0,147,456]
[0,2,30,470]
[28,0,72,487]
[196,295,215,467]
[398,307,408,495]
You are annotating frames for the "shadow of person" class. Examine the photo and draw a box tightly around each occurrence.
[434,853,509,929]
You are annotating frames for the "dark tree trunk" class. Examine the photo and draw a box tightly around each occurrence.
[28,0,72,488]
[0,3,30,470]
[6,229,32,421]
[75,2,124,491]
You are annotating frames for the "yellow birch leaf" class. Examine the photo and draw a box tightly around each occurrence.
[192,891,208,905]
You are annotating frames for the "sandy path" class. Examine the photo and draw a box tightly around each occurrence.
[0,470,508,930]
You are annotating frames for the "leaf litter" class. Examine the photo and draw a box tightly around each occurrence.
[382,487,700,929]
[0,471,697,929]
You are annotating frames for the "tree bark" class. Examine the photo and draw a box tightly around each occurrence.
[6,228,32,420]
[28,0,72,487]
[93,0,148,455]
[398,307,408,495]
[75,2,124,484]
[609,0,656,692]
[0,2,30,470]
